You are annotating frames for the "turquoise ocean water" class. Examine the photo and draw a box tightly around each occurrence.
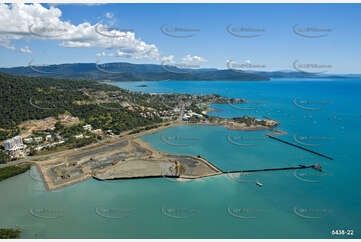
[0,79,360,238]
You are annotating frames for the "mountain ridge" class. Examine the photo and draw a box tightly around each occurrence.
[0,62,349,82]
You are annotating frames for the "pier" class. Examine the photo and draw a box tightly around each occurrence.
[225,164,322,174]
[266,135,333,160]
[263,116,273,120]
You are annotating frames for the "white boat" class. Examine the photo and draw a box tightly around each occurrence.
[256,181,263,187]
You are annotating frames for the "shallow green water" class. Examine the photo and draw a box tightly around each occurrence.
[0,79,360,238]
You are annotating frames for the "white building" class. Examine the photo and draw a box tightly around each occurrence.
[3,136,25,158]
[182,112,203,121]
[46,135,54,142]
[120,101,131,108]
[34,137,43,143]
[83,124,92,131]
[24,137,33,144]
[189,112,203,118]
[3,136,23,150]
[92,129,103,135]
[182,114,190,121]
[75,134,84,139]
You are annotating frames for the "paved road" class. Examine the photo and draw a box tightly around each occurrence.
[0,136,122,168]
[0,159,32,168]
[0,122,176,168]
[178,102,185,121]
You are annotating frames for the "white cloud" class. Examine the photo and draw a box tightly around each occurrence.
[0,39,16,51]
[182,54,207,63]
[161,55,174,63]
[96,51,114,57]
[0,3,160,60]
[105,12,114,19]
[19,46,32,54]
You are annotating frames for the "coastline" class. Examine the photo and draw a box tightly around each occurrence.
[30,119,283,191]
[182,121,278,132]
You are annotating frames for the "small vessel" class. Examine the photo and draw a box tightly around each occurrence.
[256,181,263,187]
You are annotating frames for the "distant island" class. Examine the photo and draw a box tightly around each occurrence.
[0,62,349,82]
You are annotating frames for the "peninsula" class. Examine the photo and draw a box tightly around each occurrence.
[0,72,283,190]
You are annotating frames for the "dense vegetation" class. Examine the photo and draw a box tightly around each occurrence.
[0,228,21,239]
[0,62,269,81]
[128,124,162,135]
[0,72,161,141]
[0,165,30,182]
[0,150,10,164]
[0,128,19,141]
[232,116,268,126]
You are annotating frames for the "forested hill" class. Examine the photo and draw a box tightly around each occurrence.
[0,62,269,81]
[0,72,160,140]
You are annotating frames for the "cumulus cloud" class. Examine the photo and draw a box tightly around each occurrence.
[182,54,207,63]
[0,3,160,60]
[19,46,32,54]
[161,55,174,63]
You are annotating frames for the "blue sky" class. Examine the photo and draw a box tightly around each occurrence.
[0,3,360,74]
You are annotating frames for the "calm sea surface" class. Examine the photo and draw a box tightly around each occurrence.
[0,79,360,238]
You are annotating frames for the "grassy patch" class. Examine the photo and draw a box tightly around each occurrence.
[0,228,21,239]
[0,165,30,182]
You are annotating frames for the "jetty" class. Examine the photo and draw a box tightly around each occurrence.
[263,116,273,120]
[266,135,333,160]
[224,164,323,174]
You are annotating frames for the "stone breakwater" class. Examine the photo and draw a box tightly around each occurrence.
[34,117,280,190]
[36,136,222,190]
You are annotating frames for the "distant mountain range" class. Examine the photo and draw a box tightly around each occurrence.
[0,62,350,82]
